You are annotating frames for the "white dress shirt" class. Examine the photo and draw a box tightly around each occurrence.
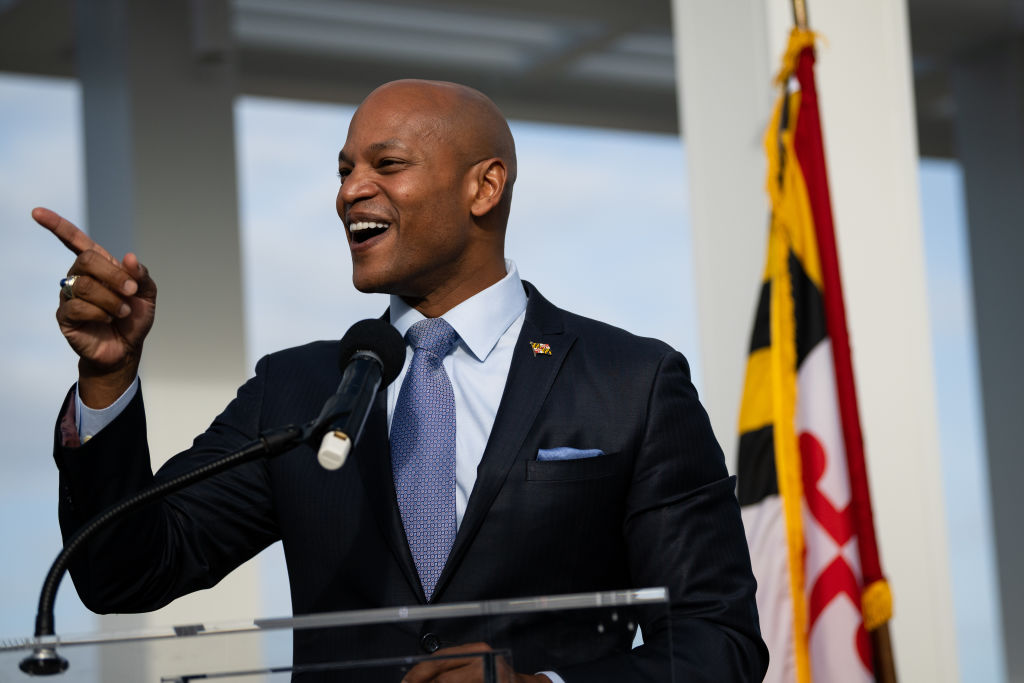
[386,259,527,528]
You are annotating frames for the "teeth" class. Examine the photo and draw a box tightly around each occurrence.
[349,221,389,231]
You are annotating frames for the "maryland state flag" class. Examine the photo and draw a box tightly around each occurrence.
[737,30,894,683]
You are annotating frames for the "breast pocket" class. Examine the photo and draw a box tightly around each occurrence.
[525,452,626,482]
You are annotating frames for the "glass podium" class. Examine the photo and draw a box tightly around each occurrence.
[1,588,670,682]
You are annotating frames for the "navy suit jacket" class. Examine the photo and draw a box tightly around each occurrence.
[56,283,768,681]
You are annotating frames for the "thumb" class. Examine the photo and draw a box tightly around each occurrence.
[122,252,157,300]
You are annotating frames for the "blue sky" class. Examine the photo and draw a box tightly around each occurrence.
[0,72,1001,681]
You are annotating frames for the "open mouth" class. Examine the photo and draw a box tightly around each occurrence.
[349,221,391,244]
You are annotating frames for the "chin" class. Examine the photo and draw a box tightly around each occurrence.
[351,269,397,295]
[351,277,384,294]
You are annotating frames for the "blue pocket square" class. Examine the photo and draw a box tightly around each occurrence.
[536,447,605,461]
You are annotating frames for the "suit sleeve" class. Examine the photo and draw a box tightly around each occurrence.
[561,350,769,682]
[54,356,280,614]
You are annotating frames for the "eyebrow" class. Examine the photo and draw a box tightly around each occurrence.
[338,138,410,164]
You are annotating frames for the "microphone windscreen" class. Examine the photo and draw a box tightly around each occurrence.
[337,319,406,386]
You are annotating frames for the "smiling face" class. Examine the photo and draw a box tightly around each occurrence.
[336,81,514,316]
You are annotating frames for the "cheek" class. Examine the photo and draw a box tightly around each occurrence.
[390,175,470,249]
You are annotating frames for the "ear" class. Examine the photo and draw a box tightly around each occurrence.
[469,159,508,218]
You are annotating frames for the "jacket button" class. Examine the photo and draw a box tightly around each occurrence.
[420,632,441,654]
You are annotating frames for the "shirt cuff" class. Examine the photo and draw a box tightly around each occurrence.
[76,376,139,442]
[537,672,564,683]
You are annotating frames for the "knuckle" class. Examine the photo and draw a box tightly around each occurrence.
[78,250,97,267]
[76,278,107,306]
[65,299,104,322]
[72,275,90,295]
[62,299,85,319]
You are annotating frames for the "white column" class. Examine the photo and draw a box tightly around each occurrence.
[75,0,262,677]
[952,37,1024,683]
[672,1,957,680]
[670,0,777,468]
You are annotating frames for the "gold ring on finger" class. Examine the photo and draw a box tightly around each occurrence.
[60,275,79,300]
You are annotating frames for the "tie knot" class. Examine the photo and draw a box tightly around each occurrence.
[406,317,459,358]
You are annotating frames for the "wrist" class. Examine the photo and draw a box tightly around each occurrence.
[78,357,140,409]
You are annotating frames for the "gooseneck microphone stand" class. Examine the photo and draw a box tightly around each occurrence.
[19,423,306,675]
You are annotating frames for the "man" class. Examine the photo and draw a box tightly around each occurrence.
[37,80,767,681]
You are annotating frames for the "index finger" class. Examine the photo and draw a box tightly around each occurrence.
[32,207,115,263]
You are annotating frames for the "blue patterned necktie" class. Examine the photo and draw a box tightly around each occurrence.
[391,317,460,601]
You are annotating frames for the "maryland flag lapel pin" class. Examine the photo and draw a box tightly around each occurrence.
[530,341,552,356]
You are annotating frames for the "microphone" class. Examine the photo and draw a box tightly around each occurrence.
[313,319,405,470]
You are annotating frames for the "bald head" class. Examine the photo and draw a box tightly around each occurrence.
[356,79,517,203]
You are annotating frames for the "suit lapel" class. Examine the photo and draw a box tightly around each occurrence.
[355,382,426,601]
[435,285,576,596]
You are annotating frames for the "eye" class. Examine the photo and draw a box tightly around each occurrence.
[337,168,351,184]
[376,158,406,172]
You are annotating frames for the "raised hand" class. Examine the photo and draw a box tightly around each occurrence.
[33,207,157,408]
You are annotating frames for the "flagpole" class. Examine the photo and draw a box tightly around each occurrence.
[785,2,897,681]
[791,0,808,30]
[874,624,897,683]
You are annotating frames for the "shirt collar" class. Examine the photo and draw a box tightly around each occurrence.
[389,259,527,362]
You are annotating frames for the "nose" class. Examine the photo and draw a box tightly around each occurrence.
[337,164,377,214]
